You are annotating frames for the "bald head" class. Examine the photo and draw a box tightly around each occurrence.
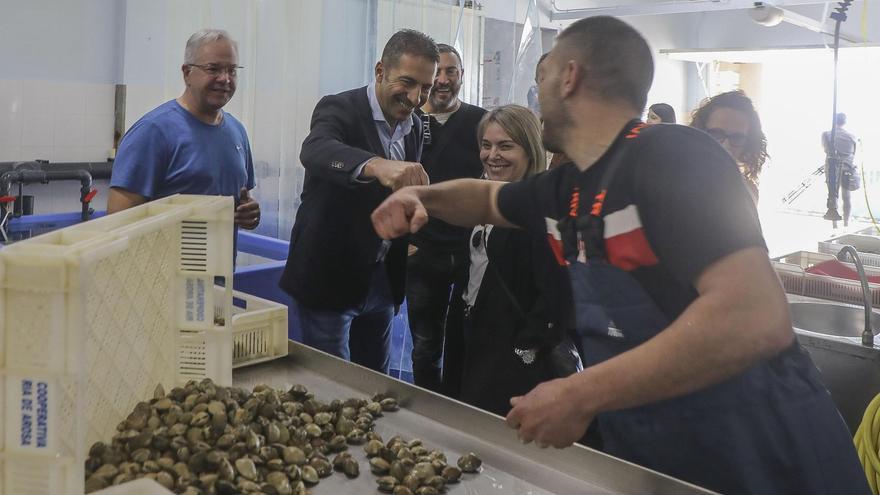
[554,16,654,112]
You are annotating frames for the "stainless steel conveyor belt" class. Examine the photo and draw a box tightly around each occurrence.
[233,341,715,495]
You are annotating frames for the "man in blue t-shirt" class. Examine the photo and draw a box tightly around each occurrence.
[108,29,259,229]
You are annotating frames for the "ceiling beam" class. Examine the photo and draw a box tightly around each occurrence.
[548,0,848,21]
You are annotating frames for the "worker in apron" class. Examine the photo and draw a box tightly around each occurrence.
[553,126,868,493]
[371,16,869,493]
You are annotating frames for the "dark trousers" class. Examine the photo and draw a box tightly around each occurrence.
[826,158,853,224]
[405,247,468,393]
[292,263,394,373]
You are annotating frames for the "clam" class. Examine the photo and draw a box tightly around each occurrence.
[84,474,108,493]
[441,465,462,483]
[342,456,360,478]
[412,462,435,480]
[380,397,400,412]
[365,439,384,457]
[93,463,119,481]
[82,379,482,495]
[377,475,398,492]
[301,465,320,484]
[370,456,391,474]
[425,475,446,491]
[457,452,482,473]
[283,446,307,465]
[235,457,258,480]
[327,434,347,452]
[156,471,175,490]
[310,457,333,477]
[390,459,413,482]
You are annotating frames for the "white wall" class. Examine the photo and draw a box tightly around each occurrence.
[0,0,120,214]
[318,0,372,96]
[538,12,693,120]
[0,0,122,164]
[625,15,693,122]
[0,0,124,83]
[484,0,552,26]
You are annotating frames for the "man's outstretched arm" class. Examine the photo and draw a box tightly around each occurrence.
[372,178,514,238]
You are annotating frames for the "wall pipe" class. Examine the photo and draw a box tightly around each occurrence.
[0,169,96,222]
[0,160,113,180]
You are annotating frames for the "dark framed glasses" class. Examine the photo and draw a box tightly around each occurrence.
[705,128,747,148]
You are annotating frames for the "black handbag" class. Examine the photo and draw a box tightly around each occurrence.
[485,251,584,378]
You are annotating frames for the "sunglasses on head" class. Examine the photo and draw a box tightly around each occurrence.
[705,128,747,148]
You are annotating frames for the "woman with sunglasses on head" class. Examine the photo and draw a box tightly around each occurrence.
[448,105,577,417]
[690,90,768,202]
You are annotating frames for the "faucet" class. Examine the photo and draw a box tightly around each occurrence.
[837,245,876,346]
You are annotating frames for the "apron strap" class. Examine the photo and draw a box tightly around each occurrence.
[561,122,646,261]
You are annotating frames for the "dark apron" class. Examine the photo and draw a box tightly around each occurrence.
[559,132,868,494]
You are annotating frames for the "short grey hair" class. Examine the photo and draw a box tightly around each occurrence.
[184,29,238,64]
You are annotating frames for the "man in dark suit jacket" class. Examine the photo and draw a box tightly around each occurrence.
[280,30,438,373]
[407,44,486,393]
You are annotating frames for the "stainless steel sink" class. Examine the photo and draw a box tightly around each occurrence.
[790,302,880,338]
[790,301,880,434]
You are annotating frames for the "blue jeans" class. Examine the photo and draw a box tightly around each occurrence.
[292,263,393,373]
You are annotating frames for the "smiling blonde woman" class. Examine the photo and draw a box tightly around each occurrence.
[447,104,572,417]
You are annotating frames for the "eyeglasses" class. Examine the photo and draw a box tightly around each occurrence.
[705,128,747,148]
[188,64,243,77]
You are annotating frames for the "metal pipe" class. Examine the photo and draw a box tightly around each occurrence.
[0,169,95,222]
[836,245,875,347]
[0,160,112,180]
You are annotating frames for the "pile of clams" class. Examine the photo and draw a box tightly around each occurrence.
[84,378,481,494]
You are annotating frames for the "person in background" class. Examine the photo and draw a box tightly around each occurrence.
[372,16,867,494]
[646,103,675,124]
[108,29,259,230]
[690,90,767,202]
[822,112,858,226]
[452,104,568,417]
[279,30,436,374]
[408,44,487,394]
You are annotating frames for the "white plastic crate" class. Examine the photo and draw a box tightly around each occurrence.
[773,250,880,307]
[0,194,234,495]
[228,289,288,368]
[818,233,880,267]
[93,479,174,495]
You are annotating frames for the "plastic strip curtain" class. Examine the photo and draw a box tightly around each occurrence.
[857,0,880,234]
[507,0,543,111]
[453,0,465,56]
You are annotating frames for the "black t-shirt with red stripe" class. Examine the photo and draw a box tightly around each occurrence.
[497,121,766,321]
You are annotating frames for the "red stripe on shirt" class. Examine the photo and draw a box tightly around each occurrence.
[547,234,567,266]
[605,228,659,271]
